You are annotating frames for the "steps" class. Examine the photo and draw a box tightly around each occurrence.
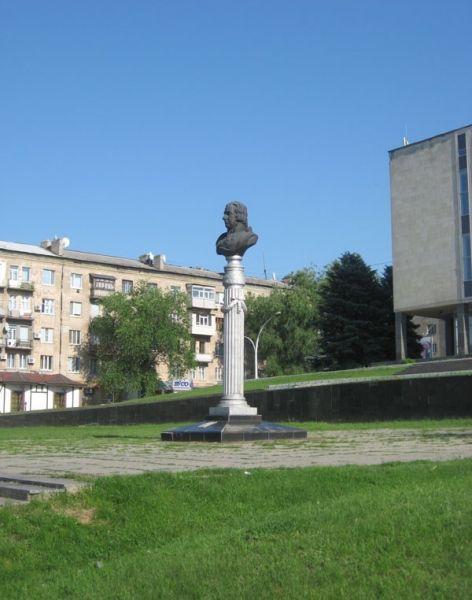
[0,475,85,505]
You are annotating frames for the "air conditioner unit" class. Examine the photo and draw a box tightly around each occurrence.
[0,354,6,361]
[27,357,35,365]
[34,305,41,312]
[6,339,16,347]
[33,333,41,340]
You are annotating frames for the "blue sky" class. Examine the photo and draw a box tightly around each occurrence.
[1,0,471,280]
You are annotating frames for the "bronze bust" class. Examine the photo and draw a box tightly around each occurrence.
[216,202,258,257]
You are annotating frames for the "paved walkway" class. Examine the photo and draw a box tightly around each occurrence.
[1,428,472,478]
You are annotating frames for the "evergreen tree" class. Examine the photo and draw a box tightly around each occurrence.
[318,252,385,368]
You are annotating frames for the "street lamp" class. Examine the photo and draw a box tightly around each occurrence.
[245,311,281,379]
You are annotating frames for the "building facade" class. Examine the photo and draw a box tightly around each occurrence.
[390,124,472,359]
[0,238,277,412]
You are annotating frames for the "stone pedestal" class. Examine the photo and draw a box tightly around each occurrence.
[161,207,307,443]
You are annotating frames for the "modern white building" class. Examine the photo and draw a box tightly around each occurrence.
[390,124,472,358]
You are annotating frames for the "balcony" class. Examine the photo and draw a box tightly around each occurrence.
[195,352,213,363]
[189,296,216,310]
[90,275,116,300]
[191,322,216,336]
[7,280,34,292]
[7,309,34,321]
[5,338,32,350]
[188,286,217,310]
[16,339,33,350]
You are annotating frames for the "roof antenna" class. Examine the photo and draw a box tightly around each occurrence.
[262,253,268,279]
[403,124,409,146]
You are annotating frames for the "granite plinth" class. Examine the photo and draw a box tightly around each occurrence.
[160,417,307,442]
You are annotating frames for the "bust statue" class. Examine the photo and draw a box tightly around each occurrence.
[216,202,258,257]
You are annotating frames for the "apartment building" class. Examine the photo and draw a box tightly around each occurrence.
[0,237,277,413]
[390,124,472,359]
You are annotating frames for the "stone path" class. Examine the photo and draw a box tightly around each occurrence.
[1,428,472,478]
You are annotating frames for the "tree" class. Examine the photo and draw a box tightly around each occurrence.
[245,267,319,376]
[318,252,386,369]
[378,266,422,360]
[83,282,195,400]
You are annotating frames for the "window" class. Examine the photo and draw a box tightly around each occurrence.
[41,327,54,343]
[195,312,210,326]
[67,357,81,373]
[463,234,472,281]
[92,277,115,291]
[89,358,99,376]
[122,279,134,294]
[70,273,83,289]
[7,353,15,369]
[41,298,55,314]
[427,324,437,335]
[9,265,19,281]
[147,282,158,289]
[170,285,181,294]
[42,269,55,285]
[217,292,224,305]
[192,286,215,300]
[18,354,27,369]
[20,296,31,315]
[70,301,82,317]
[22,267,31,282]
[198,340,206,353]
[215,366,223,381]
[40,355,53,371]
[69,329,81,345]
[7,326,16,340]
[432,343,438,354]
[8,295,17,311]
[216,317,224,332]
[90,303,100,318]
[198,366,206,380]
[19,326,29,342]
[215,342,224,357]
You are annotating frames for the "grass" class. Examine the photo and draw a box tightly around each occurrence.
[1,418,472,455]
[116,364,408,405]
[0,460,471,598]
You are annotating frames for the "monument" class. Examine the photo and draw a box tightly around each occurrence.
[161,202,307,442]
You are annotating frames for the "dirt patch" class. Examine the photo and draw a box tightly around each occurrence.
[55,506,96,524]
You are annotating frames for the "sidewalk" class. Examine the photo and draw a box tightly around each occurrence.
[1,428,472,478]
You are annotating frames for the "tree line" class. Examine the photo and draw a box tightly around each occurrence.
[245,252,421,377]
[82,252,422,400]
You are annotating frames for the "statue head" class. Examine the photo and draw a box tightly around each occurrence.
[223,201,248,232]
[216,201,258,257]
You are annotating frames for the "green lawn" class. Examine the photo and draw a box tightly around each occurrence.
[118,364,408,405]
[1,418,472,455]
[1,460,471,599]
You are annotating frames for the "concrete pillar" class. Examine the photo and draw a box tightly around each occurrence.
[209,256,257,418]
[395,312,407,360]
[455,303,469,356]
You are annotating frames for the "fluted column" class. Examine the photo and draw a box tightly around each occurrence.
[209,255,257,417]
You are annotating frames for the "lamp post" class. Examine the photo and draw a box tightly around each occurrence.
[245,311,281,379]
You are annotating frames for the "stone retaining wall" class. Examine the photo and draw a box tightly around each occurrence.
[0,374,471,427]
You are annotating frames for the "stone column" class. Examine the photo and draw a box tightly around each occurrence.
[455,303,469,356]
[209,255,257,417]
[395,312,407,360]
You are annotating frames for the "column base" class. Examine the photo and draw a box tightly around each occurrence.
[209,404,258,417]
[161,416,307,443]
